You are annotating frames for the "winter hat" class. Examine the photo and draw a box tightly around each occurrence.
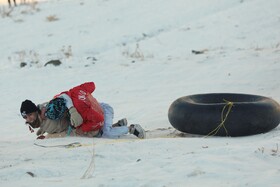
[20,100,38,117]
[45,97,67,120]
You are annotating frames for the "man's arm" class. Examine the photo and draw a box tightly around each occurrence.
[59,93,83,127]
[68,107,83,127]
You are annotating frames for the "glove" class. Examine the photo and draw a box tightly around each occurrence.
[59,93,74,109]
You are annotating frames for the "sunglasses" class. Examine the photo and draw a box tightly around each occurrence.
[21,112,34,119]
[21,111,28,119]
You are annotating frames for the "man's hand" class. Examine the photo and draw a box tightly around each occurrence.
[37,135,45,139]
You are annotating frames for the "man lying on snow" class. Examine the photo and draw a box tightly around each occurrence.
[20,82,146,139]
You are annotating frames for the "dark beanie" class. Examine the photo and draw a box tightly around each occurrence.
[20,100,38,116]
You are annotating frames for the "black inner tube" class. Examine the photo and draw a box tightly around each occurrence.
[168,93,280,137]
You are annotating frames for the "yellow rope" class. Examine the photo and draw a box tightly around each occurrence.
[204,99,234,137]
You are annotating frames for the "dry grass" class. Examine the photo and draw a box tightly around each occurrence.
[255,143,279,156]
[46,15,59,22]
[1,0,40,19]
[61,45,73,58]
[122,43,145,61]
[10,45,74,68]
[0,6,13,18]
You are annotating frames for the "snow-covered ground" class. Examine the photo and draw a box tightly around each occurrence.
[0,0,280,186]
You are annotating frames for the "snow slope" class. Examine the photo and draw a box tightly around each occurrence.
[0,0,280,186]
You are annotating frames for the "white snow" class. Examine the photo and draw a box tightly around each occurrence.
[0,0,280,186]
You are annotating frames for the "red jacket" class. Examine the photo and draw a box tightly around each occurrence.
[60,82,104,132]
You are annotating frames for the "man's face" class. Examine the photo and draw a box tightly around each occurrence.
[23,112,40,128]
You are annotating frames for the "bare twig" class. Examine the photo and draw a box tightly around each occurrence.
[81,140,95,179]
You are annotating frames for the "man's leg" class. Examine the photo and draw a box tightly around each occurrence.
[100,103,129,138]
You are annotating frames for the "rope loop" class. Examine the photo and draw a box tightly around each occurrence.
[204,99,234,137]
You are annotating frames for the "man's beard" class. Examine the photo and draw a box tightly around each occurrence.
[26,113,40,128]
